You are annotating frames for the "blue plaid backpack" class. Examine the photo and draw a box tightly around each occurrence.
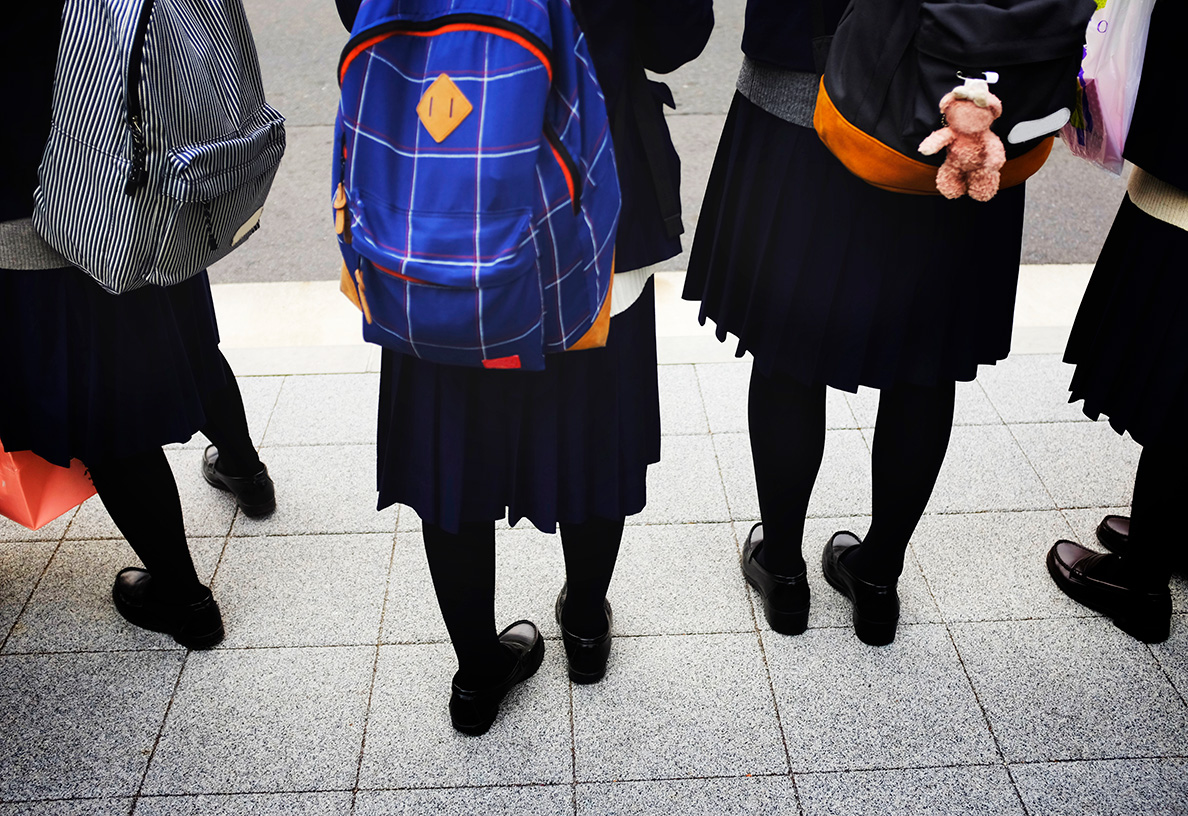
[333,0,620,371]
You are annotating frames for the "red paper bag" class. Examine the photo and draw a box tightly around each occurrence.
[0,438,96,530]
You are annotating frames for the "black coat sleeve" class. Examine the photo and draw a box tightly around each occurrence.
[636,0,714,74]
[335,0,360,31]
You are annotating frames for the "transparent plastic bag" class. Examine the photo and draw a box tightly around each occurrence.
[1060,0,1155,175]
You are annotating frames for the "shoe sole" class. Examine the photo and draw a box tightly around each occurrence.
[568,663,606,685]
[1046,553,1170,644]
[743,574,809,636]
[175,624,226,650]
[452,637,546,737]
[821,566,897,647]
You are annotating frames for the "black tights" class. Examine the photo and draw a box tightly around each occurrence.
[85,353,257,600]
[749,366,955,583]
[1124,433,1188,588]
[422,516,624,686]
[200,355,262,477]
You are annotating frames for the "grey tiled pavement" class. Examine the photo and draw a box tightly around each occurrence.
[3,353,1188,814]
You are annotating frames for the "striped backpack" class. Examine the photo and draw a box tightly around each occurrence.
[34,0,286,294]
[334,0,619,371]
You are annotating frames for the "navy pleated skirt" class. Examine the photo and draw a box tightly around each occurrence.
[683,92,1026,392]
[1065,195,1188,447]
[0,265,228,467]
[376,278,662,534]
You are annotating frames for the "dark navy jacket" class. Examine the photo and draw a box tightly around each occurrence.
[1125,0,1187,191]
[334,0,713,272]
[2,3,66,222]
[742,0,846,72]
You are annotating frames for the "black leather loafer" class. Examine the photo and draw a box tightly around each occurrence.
[112,567,224,649]
[201,445,276,518]
[449,620,545,736]
[821,531,899,646]
[1047,540,1171,643]
[555,584,612,684]
[741,523,810,635]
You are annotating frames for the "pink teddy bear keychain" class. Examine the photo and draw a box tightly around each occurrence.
[918,77,1006,202]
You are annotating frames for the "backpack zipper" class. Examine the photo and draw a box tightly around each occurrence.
[339,15,554,86]
[124,0,156,195]
[338,14,581,213]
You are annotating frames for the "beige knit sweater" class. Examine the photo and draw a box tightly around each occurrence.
[1128,166,1188,233]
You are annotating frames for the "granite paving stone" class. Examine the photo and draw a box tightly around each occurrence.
[909,510,1087,622]
[493,526,569,640]
[0,802,132,816]
[924,424,1053,514]
[612,522,753,635]
[231,445,396,536]
[0,542,56,645]
[846,379,1001,428]
[1010,758,1188,816]
[355,785,574,816]
[260,373,378,447]
[714,430,873,522]
[4,538,223,654]
[951,619,1188,762]
[166,374,284,451]
[1010,421,1140,509]
[572,633,787,781]
[143,646,373,794]
[0,509,76,544]
[796,766,1025,816]
[752,518,942,631]
[212,534,390,648]
[695,363,856,434]
[134,792,354,815]
[577,776,800,816]
[1150,615,1188,702]
[763,625,997,772]
[68,449,237,540]
[358,643,571,789]
[379,532,448,644]
[1059,505,1129,551]
[0,652,183,800]
[977,354,1088,424]
[630,435,730,525]
[658,364,709,436]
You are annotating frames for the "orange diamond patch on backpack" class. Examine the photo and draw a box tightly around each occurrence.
[416,74,473,143]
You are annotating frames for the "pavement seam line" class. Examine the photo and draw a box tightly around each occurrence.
[350,529,399,808]
[130,650,190,813]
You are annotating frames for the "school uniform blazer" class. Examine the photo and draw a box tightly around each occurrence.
[1124,0,1187,191]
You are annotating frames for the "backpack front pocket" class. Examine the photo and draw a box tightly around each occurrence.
[349,207,547,369]
[152,110,287,285]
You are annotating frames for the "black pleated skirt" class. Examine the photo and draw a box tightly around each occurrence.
[376,278,662,534]
[683,92,1027,392]
[0,266,228,467]
[1065,195,1188,446]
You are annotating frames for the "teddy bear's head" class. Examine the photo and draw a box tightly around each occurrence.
[939,92,1002,135]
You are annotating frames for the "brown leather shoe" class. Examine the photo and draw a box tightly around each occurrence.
[1096,515,1130,553]
[1046,540,1171,643]
[1096,515,1186,574]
